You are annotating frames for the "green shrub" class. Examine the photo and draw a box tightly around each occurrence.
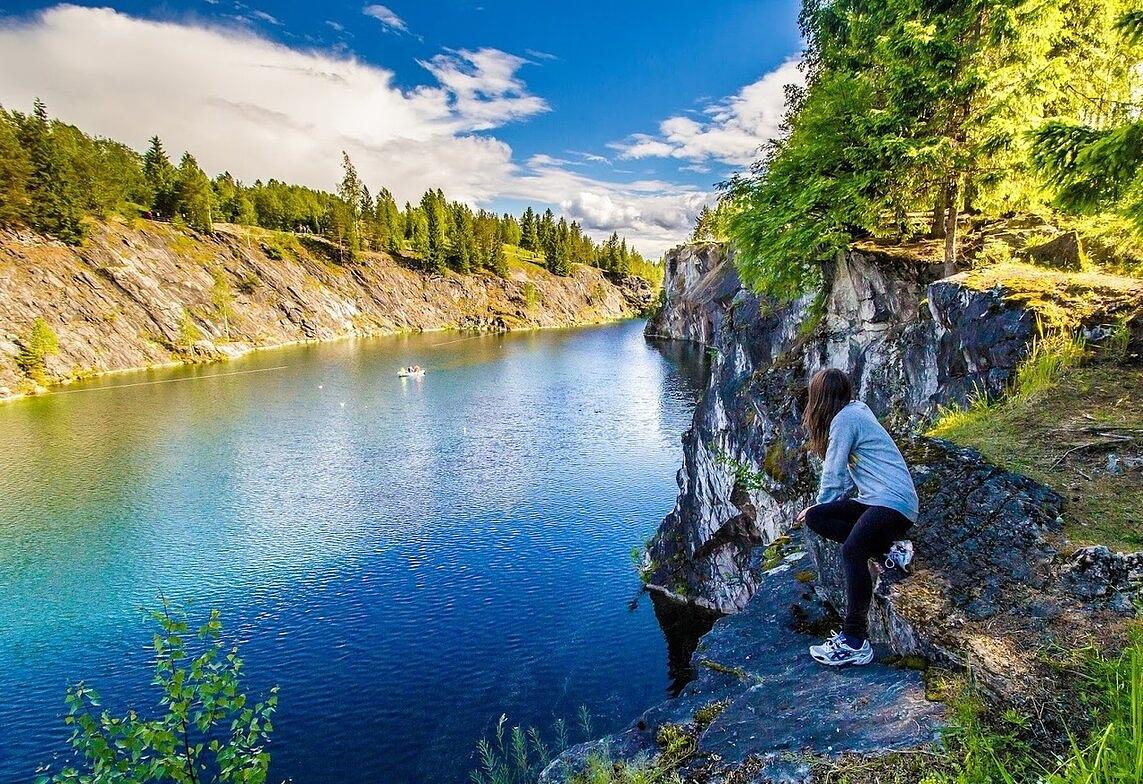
[35,600,278,784]
[178,311,203,347]
[16,317,60,378]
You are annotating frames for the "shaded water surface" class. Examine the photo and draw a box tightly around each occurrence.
[0,321,707,783]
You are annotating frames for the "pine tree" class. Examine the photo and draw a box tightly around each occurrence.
[18,99,85,243]
[174,153,213,233]
[0,112,31,226]
[520,207,538,252]
[420,190,448,272]
[1032,6,1143,233]
[447,202,476,273]
[143,135,177,220]
[334,152,362,263]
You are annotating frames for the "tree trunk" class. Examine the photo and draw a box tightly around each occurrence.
[943,175,960,277]
[930,185,947,238]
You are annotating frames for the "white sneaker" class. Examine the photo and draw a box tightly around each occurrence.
[809,632,874,666]
[885,540,914,573]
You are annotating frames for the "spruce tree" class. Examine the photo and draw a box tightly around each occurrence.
[334,152,362,262]
[420,190,448,272]
[19,99,85,243]
[143,135,177,220]
[520,207,538,252]
[175,153,213,233]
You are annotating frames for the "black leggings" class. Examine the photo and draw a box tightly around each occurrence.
[805,500,913,643]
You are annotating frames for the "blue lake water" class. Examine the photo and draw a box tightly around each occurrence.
[0,320,708,783]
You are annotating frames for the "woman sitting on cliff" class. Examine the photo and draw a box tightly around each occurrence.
[796,368,919,667]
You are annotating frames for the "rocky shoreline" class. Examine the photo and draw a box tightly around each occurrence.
[0,220,654,401]
[543,241,1143,782]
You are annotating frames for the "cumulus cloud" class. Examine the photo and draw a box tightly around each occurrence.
[0,5,703,256]
[419,48,549,131]
[506,158,712,253]
[362,4,408,34]
[611,57,803,167]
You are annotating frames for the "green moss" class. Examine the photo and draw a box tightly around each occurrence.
[763,439,789,481]
[960,262,1141,331]
[794,569,816,583]
[693,699,729,728]
[698,658,750,680]
[761,535,792,571]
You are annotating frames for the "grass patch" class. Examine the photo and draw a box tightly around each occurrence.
[929,359,1141,551]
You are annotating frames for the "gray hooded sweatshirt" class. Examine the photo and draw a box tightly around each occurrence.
[817,400,919,522]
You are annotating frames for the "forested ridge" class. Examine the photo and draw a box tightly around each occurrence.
[0,100,658,283]
[709,0,1143,298]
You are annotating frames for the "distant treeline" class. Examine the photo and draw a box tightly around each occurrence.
[0,100,657,281]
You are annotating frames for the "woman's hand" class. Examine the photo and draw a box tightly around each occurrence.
[796,507,810,524]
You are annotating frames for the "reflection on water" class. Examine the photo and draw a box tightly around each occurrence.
[650,592,721,697]
[0,321,707,784]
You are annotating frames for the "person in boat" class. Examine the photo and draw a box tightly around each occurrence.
[796,368,919,667]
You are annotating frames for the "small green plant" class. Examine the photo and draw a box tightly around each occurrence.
[570,752,681,784]
[521,282,540,310]
[925,633,1143,784]
[211,270,234,341]
[1041,632,1143,784]
[178,311,203,348]
[469,707,592,784]
[16,317,60,379]
[36,600,278,784]
[711,446,769,492]
[654,724,694,765]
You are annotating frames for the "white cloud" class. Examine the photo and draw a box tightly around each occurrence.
[418,48,548,131]
[611,57,802,167]
[0,5,703,257]
[362,4,407,34]
[249,10,282,26]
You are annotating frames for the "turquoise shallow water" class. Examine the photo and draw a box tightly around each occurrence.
[0,320,707,783]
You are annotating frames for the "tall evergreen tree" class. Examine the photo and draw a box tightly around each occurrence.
[143,135,177,220]
[18,99,85,243]
[520,207,539,252]
[334,152,362,262]
[174,152,213,233]
[420,190,448,272]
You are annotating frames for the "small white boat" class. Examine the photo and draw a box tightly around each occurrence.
[398,366,426,378]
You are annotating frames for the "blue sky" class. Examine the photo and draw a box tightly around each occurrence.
[0,1,803,255]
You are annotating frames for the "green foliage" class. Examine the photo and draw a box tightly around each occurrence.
[468,708,591,784]
[175,153,213,234]
[178,312,203,348]
[0,101,658,282]
[16,99,86,243]
[924,634,1143,784]
[569,754,681,784]
[16,316,60,378]
[35,600,278,784]
[726,0,1143,298]
[690,201,732,243]
[1041,631,1143,784]
[333,151,362,263]
[1031,8,1143,234]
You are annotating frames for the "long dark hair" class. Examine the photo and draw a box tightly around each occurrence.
[803,368,853,458]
